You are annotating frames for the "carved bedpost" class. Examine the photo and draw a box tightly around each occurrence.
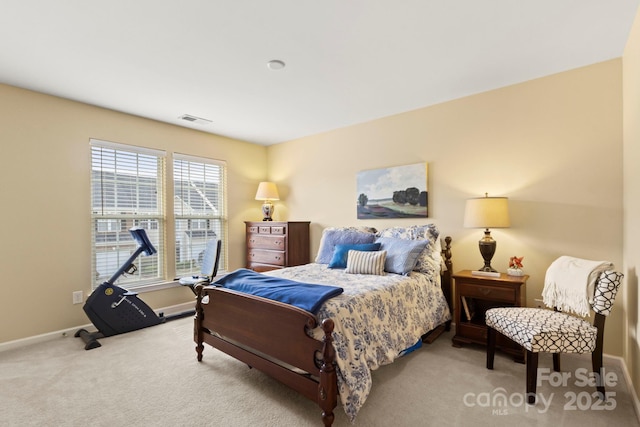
[319,318,337,427]
[443,236,452,272]
[441,236,453,331]
[194,284,205,362]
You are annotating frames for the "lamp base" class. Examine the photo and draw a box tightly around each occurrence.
[261,201,274,221]
[478,229,497,272]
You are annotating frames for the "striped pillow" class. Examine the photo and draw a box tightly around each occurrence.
[345,250,386,275]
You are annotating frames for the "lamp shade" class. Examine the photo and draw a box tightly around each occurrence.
[255,182,280,201]
[464,196,510,229]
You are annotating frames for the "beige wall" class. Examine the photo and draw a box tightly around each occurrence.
[0,84,267,343]
[623,6,640,400]
[269,60,625,356]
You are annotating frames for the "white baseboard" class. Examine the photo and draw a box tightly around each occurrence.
[606,353,640,423]
[158,301,196,317]
[0,322,95,353]
[0,301,195,354]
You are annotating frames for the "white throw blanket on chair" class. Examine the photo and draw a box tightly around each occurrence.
[542,256,613,317]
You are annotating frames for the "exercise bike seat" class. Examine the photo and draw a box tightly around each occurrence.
[176,238,221,294]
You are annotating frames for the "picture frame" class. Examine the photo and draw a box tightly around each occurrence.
[356,162,428,219]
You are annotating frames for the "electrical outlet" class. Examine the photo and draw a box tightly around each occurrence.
[534,298,545,309]
[72,291,83,305]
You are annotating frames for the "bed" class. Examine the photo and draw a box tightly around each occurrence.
[193,224,453,426]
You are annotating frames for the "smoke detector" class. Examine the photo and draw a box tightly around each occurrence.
[267,60,286,70]
[178,114,212,125]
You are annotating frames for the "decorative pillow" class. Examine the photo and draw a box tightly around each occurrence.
[328,243,381,269]
[375,237,427,275]
[345,250,386,275]
[376,224,441,273]
[414,238,442,275]
[315,227,377,264]
[375,225,415,240]
[410,224,441,273]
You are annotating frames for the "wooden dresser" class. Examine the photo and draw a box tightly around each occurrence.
[245,221,310,272]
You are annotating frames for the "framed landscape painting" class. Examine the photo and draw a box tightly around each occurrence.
[356,162,428,219]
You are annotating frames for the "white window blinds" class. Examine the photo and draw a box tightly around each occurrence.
[173,154,226,277]
[90,139,166,289]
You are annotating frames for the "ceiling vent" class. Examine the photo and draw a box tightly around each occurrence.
[178,114,212,125]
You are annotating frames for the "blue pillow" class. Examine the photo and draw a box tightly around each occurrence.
[375,237,428,275]
[315,227,377,264]
[328,243,381,269]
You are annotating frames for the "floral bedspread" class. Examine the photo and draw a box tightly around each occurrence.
[265,263,451,422]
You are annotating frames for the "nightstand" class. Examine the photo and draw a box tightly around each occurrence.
[452,270,528,362]
[245,221,310,272]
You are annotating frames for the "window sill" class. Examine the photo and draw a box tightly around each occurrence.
[128,280,181,293]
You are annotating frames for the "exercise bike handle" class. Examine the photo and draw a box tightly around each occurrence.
[104,228,157,285]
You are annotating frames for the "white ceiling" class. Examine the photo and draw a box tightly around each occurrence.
[1,1,638,145]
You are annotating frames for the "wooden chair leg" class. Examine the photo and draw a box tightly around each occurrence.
[486,327,496,370]
[526,350,538,404]
[553,353,561,372]
[593,313,606,399]
[592,348,605,399]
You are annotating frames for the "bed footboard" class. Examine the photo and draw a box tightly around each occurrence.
[192,235,453,426]
[194,285,338,426]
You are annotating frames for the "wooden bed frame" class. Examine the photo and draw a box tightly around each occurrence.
[193,236,453,426]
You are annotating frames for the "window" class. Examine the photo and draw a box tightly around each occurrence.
[173,154,226,277]
[90,140,227,290]
[90,139,165,289]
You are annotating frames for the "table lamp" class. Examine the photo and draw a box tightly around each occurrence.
[464,193,510,272]
[255,182,280,221]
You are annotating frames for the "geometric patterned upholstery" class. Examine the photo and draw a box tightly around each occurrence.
[592,270,623,316]
[485,270,622,353]
[485,307,597,353]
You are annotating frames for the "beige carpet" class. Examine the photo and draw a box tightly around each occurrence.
[1,317,638,427]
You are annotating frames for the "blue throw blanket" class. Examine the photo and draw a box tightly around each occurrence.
[213,268,344,314]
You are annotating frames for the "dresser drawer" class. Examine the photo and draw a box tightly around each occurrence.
[248,249,285,266]
[247,234,286,250]
[247,263,282,273]
[457,322,521,351]
[253,225,287,235]
[457,322,487,342]
[270,225,285,234]
[458,282,515,302]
